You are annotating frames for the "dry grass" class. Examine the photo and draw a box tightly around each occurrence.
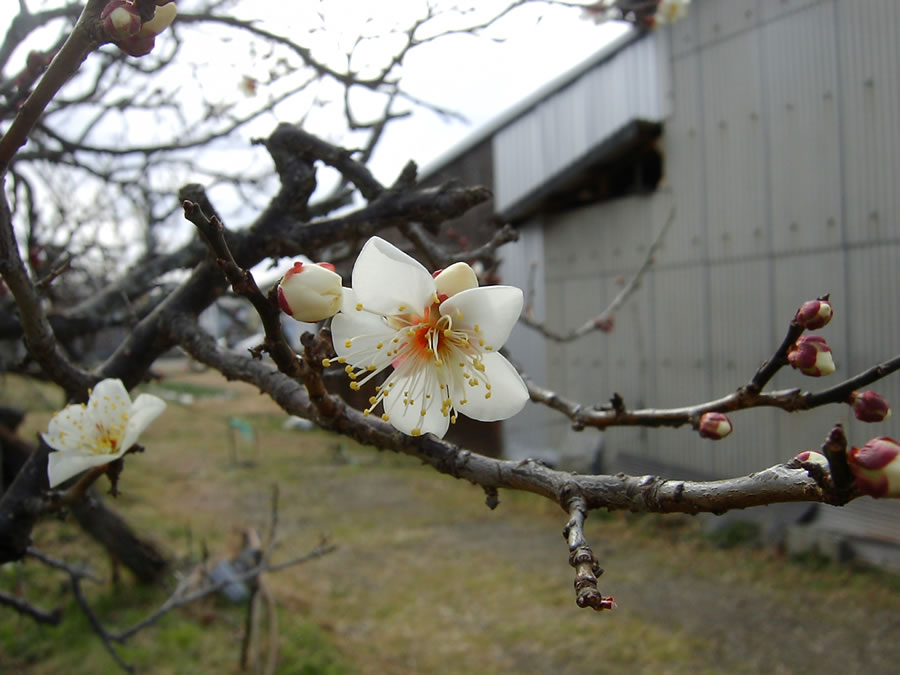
[2,365,900,674]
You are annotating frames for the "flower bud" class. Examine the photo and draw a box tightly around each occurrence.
[794,298,833,330]
[433,262,478,301]
[787,335,835,377]
[138,1,177,39]
[848,437,900,498]
[851,390,892,423]
[698,412,733,440]
[277,261,343,322]
[101,1,142,42]
[794,449,830,469]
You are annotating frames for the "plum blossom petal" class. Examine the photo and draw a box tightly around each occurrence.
[453,352,529,422]
[351,237,435,316]
[43,379,166,488]
[383,372,450,438]
[439,285,523,351]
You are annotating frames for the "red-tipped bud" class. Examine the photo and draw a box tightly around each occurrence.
[277,261,343,322]
[594,316,614,333]
[101,1,142,42]
[794,298,833,330]
[848,437,900,498]
[794,449,830,469]
[787,335,835,377]
[699,412,733,440]
[851,391,892,423]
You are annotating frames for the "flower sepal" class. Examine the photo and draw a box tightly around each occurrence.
[787,335,835,377]
[794,298,833,330]
[851,390,891,423]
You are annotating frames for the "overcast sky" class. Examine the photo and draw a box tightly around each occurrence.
[223,0,631,183]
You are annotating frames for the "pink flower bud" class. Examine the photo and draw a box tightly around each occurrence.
[699,412,733,440]
[787,335,835,377]
[851,390,892,423]
[794,298,833,330]
[848,437,900,498]
[277,261,343,322]
[794,449,830,469]
[101,1,142,42]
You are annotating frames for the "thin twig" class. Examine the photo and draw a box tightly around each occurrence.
[519,208,674,342]
[0,590,62,626]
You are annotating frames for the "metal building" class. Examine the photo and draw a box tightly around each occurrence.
[422,0,900,557]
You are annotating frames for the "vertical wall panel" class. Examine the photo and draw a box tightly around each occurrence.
[837,0,900,245]
[660,50,705,266]
[701,30,768,261]
[763,1,843,253]
[697,0,759,47]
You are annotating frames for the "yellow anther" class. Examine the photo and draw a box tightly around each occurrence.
[350,382,361,391]
[398,305,407,311]
[367,365,377,371]
[344,339,353,348]
[355,303,363,311]
[411,428,422,437]
[337,357,347,363]
[369,396,377,405]
[376,342,383,349]
[322,358,332,367]
[382,413,390,422]
[485,392,492,399]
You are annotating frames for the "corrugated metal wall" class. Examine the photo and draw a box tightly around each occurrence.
[500,0,900,536]
[492,33,670,214]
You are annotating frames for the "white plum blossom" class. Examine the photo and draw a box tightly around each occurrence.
[42,379,166,488]
[327,237,529,438]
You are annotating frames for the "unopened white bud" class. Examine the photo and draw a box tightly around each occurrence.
[433,262,478,300]
[277,262,343,322]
